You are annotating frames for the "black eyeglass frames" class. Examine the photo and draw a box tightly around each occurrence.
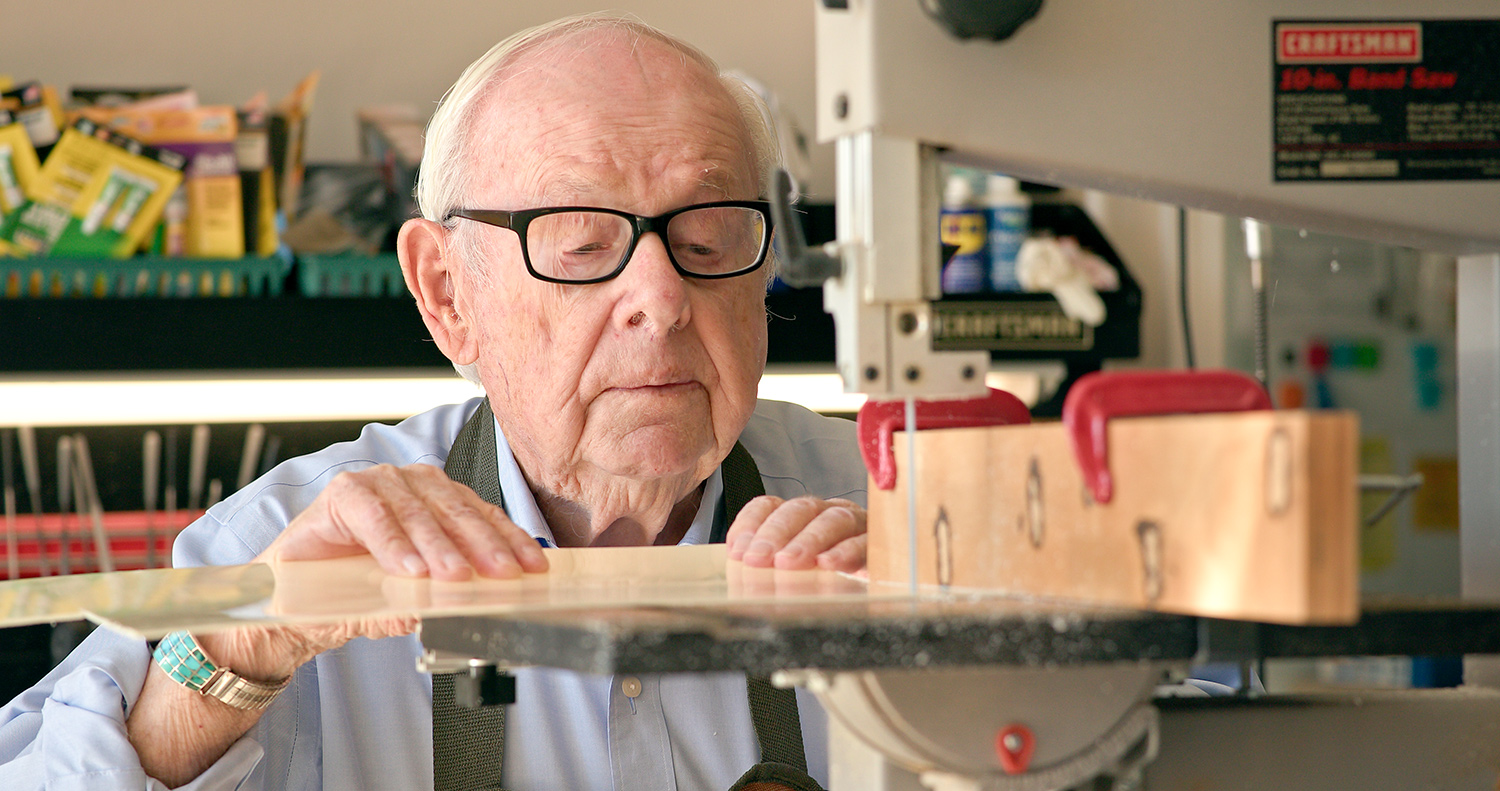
[447,200,774,285]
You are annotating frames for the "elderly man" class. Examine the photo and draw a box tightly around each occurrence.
[0,14,866,791]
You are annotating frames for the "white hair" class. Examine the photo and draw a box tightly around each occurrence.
[417,13,782,386]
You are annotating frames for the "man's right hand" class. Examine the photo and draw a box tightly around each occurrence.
[261,463,549,581]
[235,463,548,675]
[129,464,548,786]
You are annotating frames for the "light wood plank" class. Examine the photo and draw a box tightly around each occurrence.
[0,545,882,639]
[868,410,1359,624]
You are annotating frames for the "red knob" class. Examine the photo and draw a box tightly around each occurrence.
[995,723,1036,775]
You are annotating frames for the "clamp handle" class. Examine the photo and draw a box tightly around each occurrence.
[1063,370,1272,504]
[858,388,1032,490]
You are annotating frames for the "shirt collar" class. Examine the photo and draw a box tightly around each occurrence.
[491,415,723,548]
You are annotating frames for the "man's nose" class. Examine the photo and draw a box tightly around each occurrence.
[614,231,691,333]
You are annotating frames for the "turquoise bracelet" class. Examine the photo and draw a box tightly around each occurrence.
[152,631,290,711]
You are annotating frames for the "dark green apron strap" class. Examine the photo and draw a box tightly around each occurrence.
[717,444,813,779]
[713,440,763,543]
[433,404,815,789]
[445,398,503,508]
[432,671,505,791]
[434,399,506,791]
[745,675,810,773]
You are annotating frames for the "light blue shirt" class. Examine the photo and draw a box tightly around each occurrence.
[0,398,866,791]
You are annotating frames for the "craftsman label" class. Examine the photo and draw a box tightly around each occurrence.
[932,301,1092,352]
[1272,20,1500,181]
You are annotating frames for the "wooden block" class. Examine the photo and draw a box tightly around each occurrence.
[868,410,1359,624]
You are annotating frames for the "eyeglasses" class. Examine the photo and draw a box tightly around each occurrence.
[447,201,774,285]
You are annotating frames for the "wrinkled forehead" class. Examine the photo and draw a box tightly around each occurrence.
[467,29,758,206]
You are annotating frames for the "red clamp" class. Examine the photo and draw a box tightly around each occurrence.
[857,388,1032,490]
[1062,369,1272,504]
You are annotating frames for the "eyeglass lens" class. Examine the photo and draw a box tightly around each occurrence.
[526,207,766,281]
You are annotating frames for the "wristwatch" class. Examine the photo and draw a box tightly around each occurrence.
[152,631,291,711]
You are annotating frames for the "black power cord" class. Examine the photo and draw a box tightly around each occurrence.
[1178,207,1196,369]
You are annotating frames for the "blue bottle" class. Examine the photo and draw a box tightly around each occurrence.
[939,174,988,294]
[985,174,1029,292]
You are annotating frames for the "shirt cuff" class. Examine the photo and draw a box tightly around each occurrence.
[35,644,265,790]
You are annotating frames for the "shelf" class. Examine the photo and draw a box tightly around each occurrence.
[0,205,839,374]
[0,287,836,373]
[1,296,445,372]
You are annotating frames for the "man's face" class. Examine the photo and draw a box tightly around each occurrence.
[454,32,768,503]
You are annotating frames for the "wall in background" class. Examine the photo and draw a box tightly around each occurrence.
[1082,194,1230,371]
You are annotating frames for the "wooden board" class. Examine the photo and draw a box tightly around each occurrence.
[0,563,274,632]
[0,544,882,640]
[868,410,1359,624]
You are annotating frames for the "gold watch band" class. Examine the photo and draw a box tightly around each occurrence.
[153,631,290,711]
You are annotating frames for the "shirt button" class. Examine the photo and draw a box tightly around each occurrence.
[621,676,642,698]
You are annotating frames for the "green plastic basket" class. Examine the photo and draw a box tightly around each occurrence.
[298,254,405,297]
[1,256,289,298]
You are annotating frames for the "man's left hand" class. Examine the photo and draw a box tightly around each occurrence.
[725,496,866,572]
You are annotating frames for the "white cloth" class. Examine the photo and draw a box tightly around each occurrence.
[0,398,866,791]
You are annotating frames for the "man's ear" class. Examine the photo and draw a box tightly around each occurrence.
[398,218,478,366]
